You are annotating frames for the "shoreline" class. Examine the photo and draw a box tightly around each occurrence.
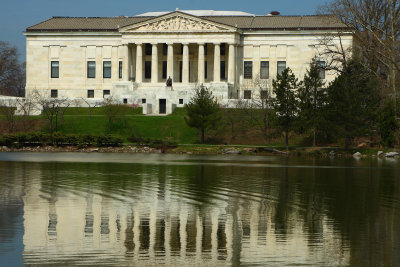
[0,144,399,159]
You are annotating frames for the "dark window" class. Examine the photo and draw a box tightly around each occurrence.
[260,90,268,99]
[162,61,167,79]
[244,90,251,99]
[220,43,226,55]
[179,44,183,55]
[204,44,207,55]
[145,43,152,55]
[317,61,326,79]
[145,61,151,79]
[277,61,286,76]
[260,61,269,79]
[163,44,168,56]
[103,90,110,98]
[142,98,146,104]
[220,61,226,80]
[51,61,59,78]
[179,99,183,104]
[87,61,96,78]
[51,89,58,98]
[119,61,123,79]
[103,61,111,78]
[87,90,94,98]
[205,61,207,79]
[244,61,252,79]
[123,98,128,104]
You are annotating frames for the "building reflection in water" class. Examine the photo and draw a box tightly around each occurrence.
[21,162,353,266]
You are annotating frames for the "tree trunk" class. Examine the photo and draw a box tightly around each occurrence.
[201,128,205,144]
[285,127,289,151]
[313,128,316,147]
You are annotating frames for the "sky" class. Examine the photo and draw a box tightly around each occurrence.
[0,0,330,62]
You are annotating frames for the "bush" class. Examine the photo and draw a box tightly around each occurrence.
[127,135,177,149]
[0,133,123,147]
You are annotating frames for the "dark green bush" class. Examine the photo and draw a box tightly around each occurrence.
[127,135,177,149]
[0,133,123,147]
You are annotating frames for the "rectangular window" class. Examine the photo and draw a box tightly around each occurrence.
[145,43,152,55]
[87,61,96,78]
[244,61,252,79]
[103,61,111,78]
[205,61,208,79]
[260,90,268,99]
[317,61,326,79]
[145,61,151,79]
[163,44,168,56]
[244,90,251,99]
[260,61,269,79]
[87,90,94,98]
[220,43,226,55]
[220,61,226,80]
[179,99,183,104]
[142,98,146,104]
[51,89,58,98]
[51,61,59,78]
[277,61,286,76]
[123,98,128,104]
[103,90,110,98]
[119,61,123,79]
[162,61,167,79]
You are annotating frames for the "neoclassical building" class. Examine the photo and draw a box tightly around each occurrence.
[25,10,352,114]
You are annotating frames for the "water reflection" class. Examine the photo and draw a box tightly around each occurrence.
[0,153,399,266]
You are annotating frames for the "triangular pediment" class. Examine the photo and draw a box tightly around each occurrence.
[120,11,237,33]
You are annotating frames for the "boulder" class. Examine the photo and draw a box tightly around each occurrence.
[353,152,362,158]
[377,151,384,156]
[385,152,399,158]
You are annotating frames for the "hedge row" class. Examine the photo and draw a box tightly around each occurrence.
[127,136,178,149]
[0,132,123,147]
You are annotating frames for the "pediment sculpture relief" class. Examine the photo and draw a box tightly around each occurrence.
[133,16,228,32]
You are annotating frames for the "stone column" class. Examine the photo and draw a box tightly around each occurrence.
[123,44,130,81]
[198,43,205,84]
[182,43,189,83]
[167,43,174,81]
[135,43,143,83]
[228,43,235,84]
[213,43,220,82]
[151,43,158,83]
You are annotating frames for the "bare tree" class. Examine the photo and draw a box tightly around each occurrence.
[0,42,25,96]
[239,73,275,142]
[0,98,17,133]
[15,97,37,131]
[33,90,70,134]
[320,0,400,108]
[80,97,103,119]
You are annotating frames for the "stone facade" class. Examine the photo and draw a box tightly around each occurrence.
[24,11,353,114]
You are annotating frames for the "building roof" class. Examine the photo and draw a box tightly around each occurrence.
[26,11,350,32]
[137,10,255,16]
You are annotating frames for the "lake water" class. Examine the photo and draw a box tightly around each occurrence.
[0,152,399,266]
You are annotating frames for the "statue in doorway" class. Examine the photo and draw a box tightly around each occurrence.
[166,76,172,87]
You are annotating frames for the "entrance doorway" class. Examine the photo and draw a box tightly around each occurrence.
[159,99,166,114]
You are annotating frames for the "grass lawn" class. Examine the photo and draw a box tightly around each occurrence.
[58,107,199,144]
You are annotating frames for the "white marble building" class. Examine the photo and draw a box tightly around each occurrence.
[24,10,352,114]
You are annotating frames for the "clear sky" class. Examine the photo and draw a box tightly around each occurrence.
[0,0,330,62]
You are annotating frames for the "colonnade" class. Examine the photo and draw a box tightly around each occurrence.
[129,42,236,84]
